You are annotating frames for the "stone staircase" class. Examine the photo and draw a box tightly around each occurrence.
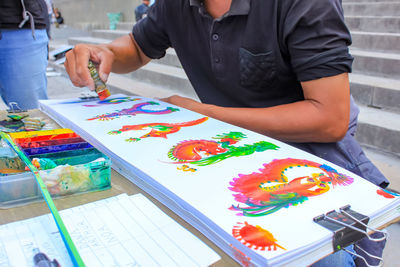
[342,0,400,156]
[64,0,400,157]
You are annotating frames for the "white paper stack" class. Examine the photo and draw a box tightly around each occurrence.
[0,194,220,266]
[39,95,400,266]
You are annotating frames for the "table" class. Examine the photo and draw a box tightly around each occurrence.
[0,109,239,267]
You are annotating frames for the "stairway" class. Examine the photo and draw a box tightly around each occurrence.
[64,1,400,157]
[343,0,400,156]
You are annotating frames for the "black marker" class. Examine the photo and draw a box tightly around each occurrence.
[33,248,60,267]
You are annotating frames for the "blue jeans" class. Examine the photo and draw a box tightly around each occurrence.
[0,29,48,109]
[311,246,356,267]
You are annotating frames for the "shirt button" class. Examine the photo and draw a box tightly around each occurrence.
[214,57,220,63]
[212,34,219,41]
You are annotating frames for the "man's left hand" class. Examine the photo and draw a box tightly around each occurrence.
[161,95,214,116]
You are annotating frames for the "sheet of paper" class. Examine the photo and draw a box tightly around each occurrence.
[39,95,400,266]
[0,194,220,267]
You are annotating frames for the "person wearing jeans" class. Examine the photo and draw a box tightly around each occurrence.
[0,0,49,110]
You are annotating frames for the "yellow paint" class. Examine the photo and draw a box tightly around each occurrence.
[9,128,73,139]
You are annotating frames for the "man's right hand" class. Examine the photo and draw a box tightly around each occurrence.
[64,34,150,91]
[65,43,114,91]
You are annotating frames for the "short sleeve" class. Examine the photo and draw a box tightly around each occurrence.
[283,0,354,81]
[132,0,171,59]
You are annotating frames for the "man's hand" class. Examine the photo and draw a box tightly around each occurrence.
[64,34,151,91]
[161,95,215,115]
[65,44,114,91]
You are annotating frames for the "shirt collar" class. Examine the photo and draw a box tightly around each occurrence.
[189,0,250,16]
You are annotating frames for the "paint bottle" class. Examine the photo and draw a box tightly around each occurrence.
[88,61,111,100]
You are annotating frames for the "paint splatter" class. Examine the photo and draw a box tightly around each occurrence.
[377,189,400,199]
[232,222,285,251]
[108,117,208,141]
[167,132,279,168]
[177,165,197,172]
[87,101,179,121]
[229,158,354,217]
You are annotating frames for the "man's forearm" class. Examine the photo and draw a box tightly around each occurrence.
[205,100,347,143]
[163,73,351,143]
[105,34,150,74]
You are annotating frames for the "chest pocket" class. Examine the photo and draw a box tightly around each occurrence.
[239,48,278,90]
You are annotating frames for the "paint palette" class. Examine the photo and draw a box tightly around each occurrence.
[0,129,111,209]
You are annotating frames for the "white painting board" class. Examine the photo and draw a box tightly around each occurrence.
[39,95,400,266]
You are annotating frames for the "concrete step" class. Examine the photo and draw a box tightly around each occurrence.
[125,62,195,95]
[91,29,129,40]
[67,36,183,68]
[345,16,400,33]
[356,105,400,156]
[350,73,400,112]
[351,48,400,78]
[107,72,198,100]
[116,22,135,31]
[343,0,400,2]
[351,31,400,53]
[157,49,182,68]
[363,146,400,192]
[343,2,400,16]
[68,36,110,46]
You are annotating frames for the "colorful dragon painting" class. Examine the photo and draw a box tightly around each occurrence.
[232,222,285,251]
[87,101,179,121]
[167,132,279,167]
[60,96,140,106]
[229,158,354,217]
[83,96,141,107]
[108,117,208,142]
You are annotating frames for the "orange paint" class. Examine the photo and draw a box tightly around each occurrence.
[377,189,396,199]
[232,222,285,251]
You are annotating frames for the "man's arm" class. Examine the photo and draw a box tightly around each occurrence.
[64,34,150,90]
[163,73,350,143]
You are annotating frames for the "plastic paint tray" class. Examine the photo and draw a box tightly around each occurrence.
[0,147,111,209]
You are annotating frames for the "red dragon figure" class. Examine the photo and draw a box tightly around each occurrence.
[229,158,354,217]
[108,117,208,142]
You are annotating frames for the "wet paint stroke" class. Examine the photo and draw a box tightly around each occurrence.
[232,222,285,251]
[59,96,140,106]
[229,158,354,217]
[87,101,179,121]
[167,132,279,168]
[108,117,208,142]
[377,188,400,199]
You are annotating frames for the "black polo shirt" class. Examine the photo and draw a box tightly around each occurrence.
[132,0,353,108]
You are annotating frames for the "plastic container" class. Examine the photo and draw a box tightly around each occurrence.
[0,145,111,209]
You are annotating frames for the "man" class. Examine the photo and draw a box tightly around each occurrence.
[65,0,387,265]
[135,0,150,22]
[0,0,49,110]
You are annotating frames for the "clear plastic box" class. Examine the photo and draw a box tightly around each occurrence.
[0,141,111,209]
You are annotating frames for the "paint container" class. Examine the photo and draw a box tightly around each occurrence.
[0,130,111,209]
[10,129,93,156]
[88,61,111,100]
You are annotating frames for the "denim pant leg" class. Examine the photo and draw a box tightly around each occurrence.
[0,29,48,110]
[311,246,356,267]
